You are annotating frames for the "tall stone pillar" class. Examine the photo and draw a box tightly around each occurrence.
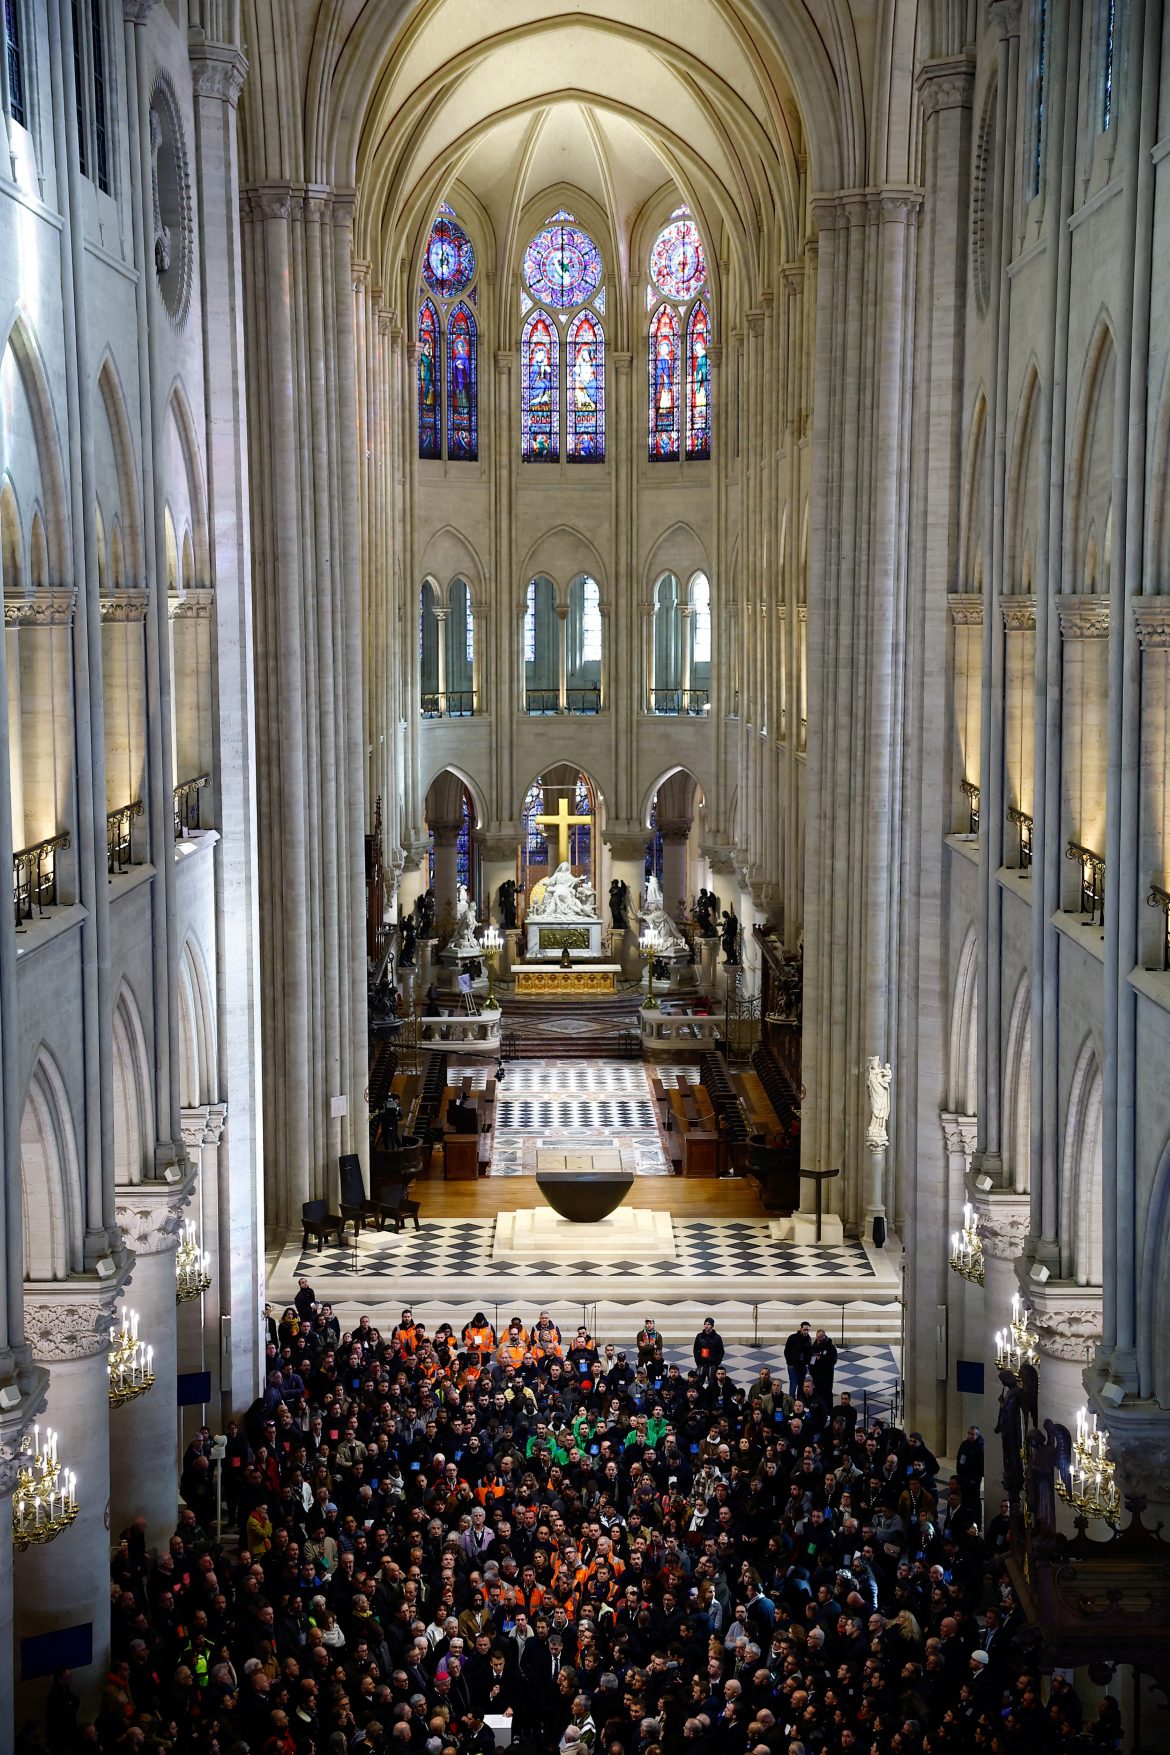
[970,1191,1029,1471]
[605,832,649,980]
[19,1280,126,1717]
[431,824,461,927]
[658,820,691,924]
[112,1184,194,1544]
[178,1105,228,1441]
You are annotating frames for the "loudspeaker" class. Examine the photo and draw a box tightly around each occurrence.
[872,1214,887,1249]
[1030,1263,1050,1283]
[1100,1380,1125,1406]
[0,1383,20,1410]
[974,1173,993,1191]
[95,1255,117,1278]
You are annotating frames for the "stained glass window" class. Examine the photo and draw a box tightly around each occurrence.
[418,300,441,459]
[1101,0,1116,131]
[581,577,602,663]
[686,300,711,459]
[524,580,537,662]
[422,213,477,298]
[521,310,559,462]
[567,310,604,461]
[5,0,26,128]
[649,305,681,460]
[523,782,547,858]
[571,774,592,867]
[523,213,603,309]
[446,302,477,460]
[650,216,707,301]
[456,790,472,895]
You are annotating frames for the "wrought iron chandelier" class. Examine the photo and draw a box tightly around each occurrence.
[1056,1406,1121,1523]
[949,1201,985,1285]
[12,1426,78,1551]
[175,1218,211,1303]
[995,1292,1038,1374]
[108,1307,155,1407]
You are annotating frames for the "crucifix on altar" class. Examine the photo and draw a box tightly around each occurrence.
[534,795,591,869]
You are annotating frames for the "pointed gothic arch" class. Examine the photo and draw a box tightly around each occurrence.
[20,1049,84,1283]
[947,925,979,1117]
[112,981,155,1186]
[1061,1037,1104,1286]
[1002,976,1031,1194]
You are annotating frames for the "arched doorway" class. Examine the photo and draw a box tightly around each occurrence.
[519,764,601,911]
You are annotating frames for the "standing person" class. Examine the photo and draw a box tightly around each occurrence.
[636,1316,665,1384]
[808,1328,838,1407]
[693,1318,725,1393]
[783,1322,812,1398]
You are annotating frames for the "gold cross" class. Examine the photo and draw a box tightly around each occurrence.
[534,796,591,868]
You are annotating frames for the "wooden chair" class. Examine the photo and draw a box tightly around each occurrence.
[338,1152,382,1239]
[301,1199,345,1253]
[378,1183,421,1234]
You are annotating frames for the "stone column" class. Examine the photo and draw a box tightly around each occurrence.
[970,1190,1030,1470]
[605,831,649,980]
[0,1382,49,1733]
[1029,1282,1101,1434]
[431,824,461,925]
[478,835,520,931]
[658,819,691,924]
[939,1113,979,1443]
[178,1105,227,1440]
[19,1280,126,1716]
[112,1182,195,1545]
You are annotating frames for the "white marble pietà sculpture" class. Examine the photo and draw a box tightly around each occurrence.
[527,861,599,921]
[449,883,481,954]
[639,875,689,953]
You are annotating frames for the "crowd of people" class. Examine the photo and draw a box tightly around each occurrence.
[27,1289,1124,1755]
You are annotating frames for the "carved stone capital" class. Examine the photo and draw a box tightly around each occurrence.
[1058,595,1110,640]
[168,587,215,620]
[180,1103,227,1151]
[243,183,294,223]
[430,823,461,848]
[116,1162,195,1256]
[1083,1378,1170,1507]
[5,587,77,627]
[1001,595,1037,631]
[969,1189,1030,1260]
[123,0,157,20]
[1021,1276,1102,1363]
[940,1110,978,1161]
[0,1367,51,1498]
[1133,599,1170,651]
[476,835,520,863]
[948,593,983,627]
[706,846,739,879]
[657,818,693,843]
[189,41,248,108]
[605,833,651,864]
[24,1277,128,1362]
[99,589,151,624]
[916,55,976,119]
[989,0,1023,40]
[331,189,357,229]
[302,187,332,225]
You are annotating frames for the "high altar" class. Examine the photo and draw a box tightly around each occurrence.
[523,799,605,959]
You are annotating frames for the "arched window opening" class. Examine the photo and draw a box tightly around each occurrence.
[163,504,178,593]
[689,572,712,710]
[95,501,107,593]
[566,573,602,712]
[417,209,478,462]
[651,572,682,713]
[646,800,664,884]
[524,575,558,713]
[520,767,597,906]
[647,209,711,463]
[445,579,474,715]
[1029,0,1049,197]
[520,211,605,463]
[419,584,440,714]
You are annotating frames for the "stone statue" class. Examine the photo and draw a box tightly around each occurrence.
[694,889,718,938]
[415,888,437,937]
[399,915,417,966]
[449,883,480,955]
[498,879,518,931]
[609,878,629,930]
[720,908,740,964]
[640,875,689,953]
[865,1057,892,1149]
[528,861,598,921]
[995,1369,1025,1500]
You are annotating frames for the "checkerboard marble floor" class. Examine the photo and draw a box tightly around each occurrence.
[660,1342,901,1411]
[447,1058,699,1176]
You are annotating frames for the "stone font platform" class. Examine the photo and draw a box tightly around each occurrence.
[492,1205,676,1264]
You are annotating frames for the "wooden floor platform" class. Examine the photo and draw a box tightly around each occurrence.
[411,1173,767,1219]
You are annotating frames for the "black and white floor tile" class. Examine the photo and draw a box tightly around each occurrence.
[455,1058,678,1176]
[660,1341,901,1410]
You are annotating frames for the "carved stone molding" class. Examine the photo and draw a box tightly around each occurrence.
[916,55,976,118]
[1083,1381,1170,1506]
[303,187,332,225]
[331,189,357,229]
[969,1189,1030,1261]
[948,593,983,627]
[706,846,739,878]
[122,0,157,21]
[1001,595,1037,631]
[243,183,294,224]
[168,588,215,620]
[5,587,77,627]
[940,1110,978,1161]
[476,835,521,863]
[1057,595,1110,640]
[116,1170,194,1257]
[189,42,248,108]
[1133,599,1170,651]
[990,0,1023,39]
[1026,1282,1103,1363]
[657,819,693,844]
[24,1280,126,1362]
[99,589,151,624]
[180,1103,228,1152]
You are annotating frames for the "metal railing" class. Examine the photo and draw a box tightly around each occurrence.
[650,688,710,716]
[524,688,560,716]
[565,687,601,714]
[1147,884,1170,972]
[1007,807,1033,874]
[421,690,476,719]
[173,774,209,839]
[13,832,70,929]
[1066,840,1106,929]
[960,779,981,835]
[107,801,145,876]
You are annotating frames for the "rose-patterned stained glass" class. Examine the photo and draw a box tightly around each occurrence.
[523,215,603,310]
[685,299,711,459]
[422,213,477,298]
[521,310,559,461]
[650,215,707,302]
[567,310,604,462]
[648,304,681,460]
[418,299,441,459]
[446,302,477,461]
